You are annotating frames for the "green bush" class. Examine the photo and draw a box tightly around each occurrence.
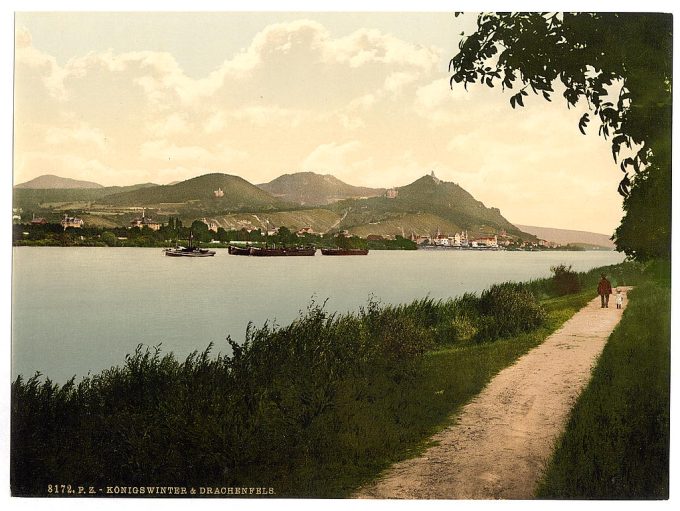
[550,264,582,295]
[435,314,478,344]
[101,231,118,246]
[476,283,546,340]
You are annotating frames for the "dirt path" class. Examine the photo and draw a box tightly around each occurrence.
[329,209,349,231]
[356,288,631,499]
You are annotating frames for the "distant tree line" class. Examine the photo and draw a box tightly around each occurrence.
[12,219,417,250]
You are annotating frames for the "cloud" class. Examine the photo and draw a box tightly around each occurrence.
[148,114,190,137]
[139,139,246,167]
[327,28,440,70]
[413,77,474,125]
[416,78,455,110]
[252,19,328,59]
[45,123,110,151]
[338,113,365,130]
[15,26,32,48]
[239,20,439,72]
[230,105,310,128]
[15,28,68,100]
[204,112,226,135]
[301,141,363,172]
[347,93,377,111]
[383,71,420,97]
[56,49,230,107]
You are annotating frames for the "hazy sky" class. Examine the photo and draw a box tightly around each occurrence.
[14,11,626,234]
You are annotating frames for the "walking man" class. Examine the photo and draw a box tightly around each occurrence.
[597,273,613,308]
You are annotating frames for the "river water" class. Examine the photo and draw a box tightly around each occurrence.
[12,247,625,382]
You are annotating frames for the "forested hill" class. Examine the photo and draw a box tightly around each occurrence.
[14,171,536,240]
[15,174,104,189]
[258,172,384,206]
[332,174,530,238]
[98,173,291,211]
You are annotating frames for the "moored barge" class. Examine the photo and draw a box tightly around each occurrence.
[249,246,316,256]
[320,248,369,256]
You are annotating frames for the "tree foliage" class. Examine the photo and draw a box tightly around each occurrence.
[190,219,211,242]
[449,12,672,260]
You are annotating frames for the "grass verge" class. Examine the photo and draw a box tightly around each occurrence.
[536,275,670,499]
[339,290,595,496]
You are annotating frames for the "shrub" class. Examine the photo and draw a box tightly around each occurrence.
[550,264,582,295]
[476,283,546,340]
[435,314,478,344]
[101,231,118,246]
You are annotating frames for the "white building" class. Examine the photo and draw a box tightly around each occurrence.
[130,209,161,231]
[472,235,498,248]
[61,215,84,229]
[296,227,315,236]
[201,218,219,232]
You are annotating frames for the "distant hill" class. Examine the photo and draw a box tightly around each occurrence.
[258,172,384,206]
[98,173,290,213]
[332,173,533,239]
[13,183,159,212]
[515,224,615,249]
[15,174,104,189]
[13,171,538,240]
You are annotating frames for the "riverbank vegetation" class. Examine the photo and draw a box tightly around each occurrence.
[536,262,670,499]
[12,222,417,250]
[11,262,643,497]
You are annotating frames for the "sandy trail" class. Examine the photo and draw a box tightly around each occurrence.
[356,288,631,500]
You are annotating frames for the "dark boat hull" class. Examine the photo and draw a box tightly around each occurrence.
[249,247,316,256]
[164,248,216,257]
[228,245,252,255]
[164,231,215,257]
[320,248,369,255]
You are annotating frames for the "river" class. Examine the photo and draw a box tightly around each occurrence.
[11,247,625,382]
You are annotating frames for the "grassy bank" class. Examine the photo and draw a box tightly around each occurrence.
[11,262,644,497]
[536,268,670,499]
[297,290,596,495]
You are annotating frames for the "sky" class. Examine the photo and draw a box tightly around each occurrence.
[13,10,628,234]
